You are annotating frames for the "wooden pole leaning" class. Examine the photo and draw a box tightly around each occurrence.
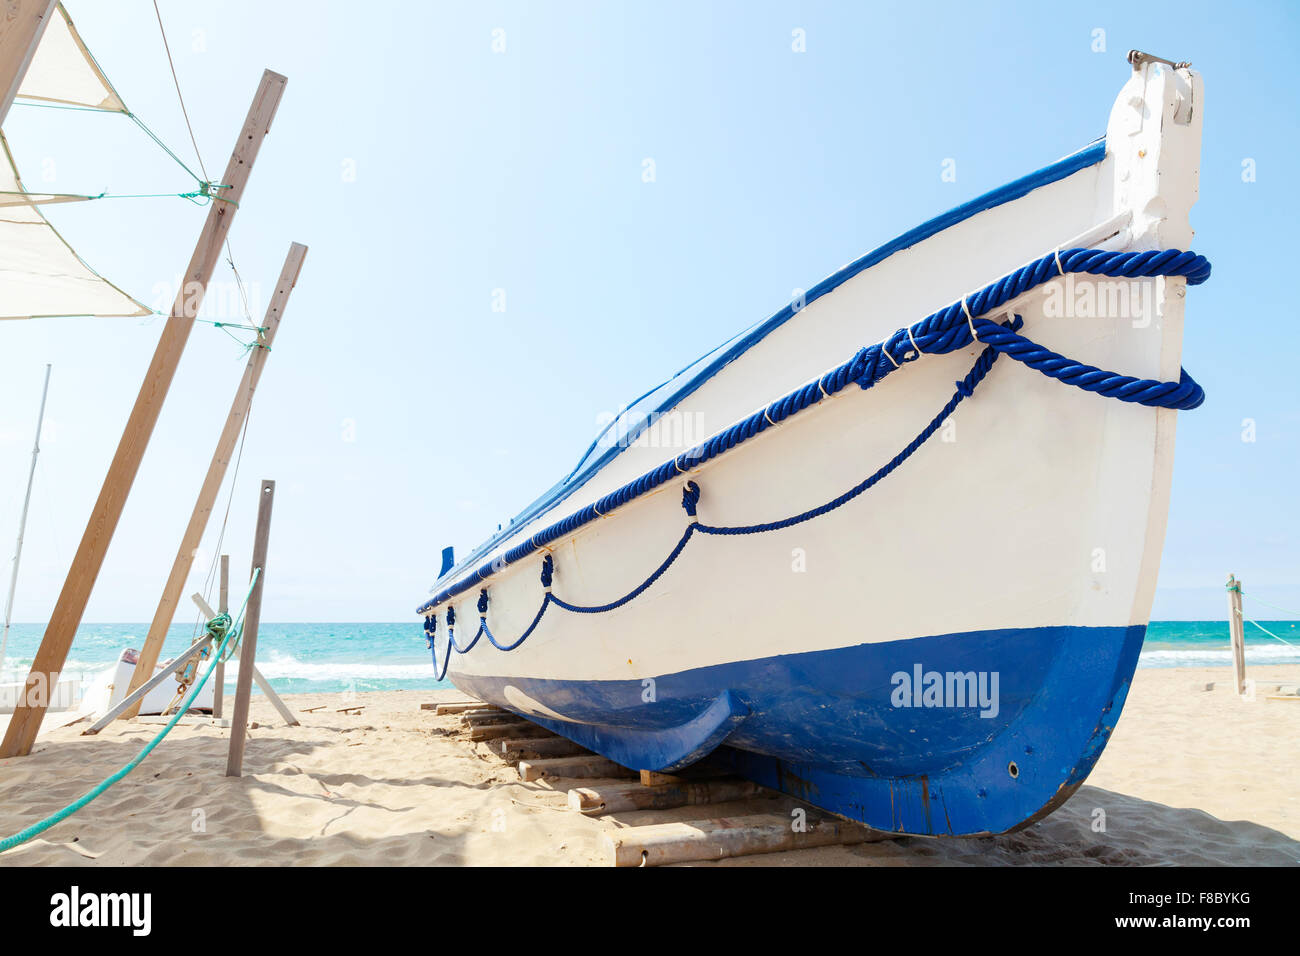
[0,0,57,124]
[226,480,275,777]
[122,241,307,719]
[0,70,287,759]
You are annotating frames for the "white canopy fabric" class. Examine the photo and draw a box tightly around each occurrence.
[0,131,148,319]
[0,188,93,207]
[15,2,126,112]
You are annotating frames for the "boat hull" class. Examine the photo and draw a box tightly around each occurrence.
[450,622,1143,835]
[421,62,1204,837]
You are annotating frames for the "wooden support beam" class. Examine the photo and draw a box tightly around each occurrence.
[0,70,288,759]
[603,812,878,867]
[0,0,57,124]
[250,667,299,727]
[459,711,519,727]
[225,479,275,777]
[465,720,542,742]
[569,778,769,815]
[499,736,587,761]
[517,754,635,783]
[123,242,307,719]
[639,769,685,787]
[213,555,229,718]
[1227,573,1247,696]
[433,701,489,715]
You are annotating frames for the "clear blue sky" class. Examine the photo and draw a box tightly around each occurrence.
[0,1,1296,622]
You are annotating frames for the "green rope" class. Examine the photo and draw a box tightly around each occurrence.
[0,568,262,856]
[1224,581,1298,648]
[1245,618,1298,648]
[0,187,233,206]
[146,311,269,353]
[1235,589,1300,620]
[7,104,235,206]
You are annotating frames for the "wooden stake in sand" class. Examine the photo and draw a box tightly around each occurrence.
[213,555,229,718]
[191,593,296,728]
[124,242,308,719]
[0,71,288,759]
[1227,573,1247,696]
[226,480,276,777]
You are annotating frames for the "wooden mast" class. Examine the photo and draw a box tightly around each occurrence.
[0,363,51,673]
[0,0,57,124]
[0,69,288,758]
[120,241,307,719]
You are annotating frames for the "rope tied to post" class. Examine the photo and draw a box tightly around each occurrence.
[0,570,261,855]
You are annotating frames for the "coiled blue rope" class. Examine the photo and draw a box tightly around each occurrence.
[424,247,1212,674]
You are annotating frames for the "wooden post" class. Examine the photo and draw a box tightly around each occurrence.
[1227,573,1247,696]
[122,241,307,719]
[192,591,296,727]
[0,0,57,124]
[0,70,288,759]
[213,555,228,718]
[226,480,275,777]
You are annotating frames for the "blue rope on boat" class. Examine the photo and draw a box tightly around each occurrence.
[429,318,1014,679]
[423,247,1213,677]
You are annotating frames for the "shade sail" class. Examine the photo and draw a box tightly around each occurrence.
[15,3,126,112]
[0,131,148,319]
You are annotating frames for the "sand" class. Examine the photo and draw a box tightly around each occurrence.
[0,665,1296,866]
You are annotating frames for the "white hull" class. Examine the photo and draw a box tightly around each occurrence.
[418,59,1206,834]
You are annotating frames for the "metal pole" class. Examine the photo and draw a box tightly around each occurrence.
[0,363,51,674]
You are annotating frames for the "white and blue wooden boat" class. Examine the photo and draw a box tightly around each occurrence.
[417,54,1210,836]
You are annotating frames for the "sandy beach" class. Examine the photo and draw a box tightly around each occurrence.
[0,665,1296,866]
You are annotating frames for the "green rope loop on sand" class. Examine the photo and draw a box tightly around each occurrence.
[0,568,262,856]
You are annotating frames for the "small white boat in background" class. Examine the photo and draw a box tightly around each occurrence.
[0,676,80,714]
[418,53,1210,836]
[80,648,215,717]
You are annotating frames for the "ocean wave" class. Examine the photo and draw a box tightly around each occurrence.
[225,653,435,683]
[1139,644,1300,668]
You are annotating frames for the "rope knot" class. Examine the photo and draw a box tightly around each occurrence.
[682,480,701,517]
[540,554,554,589]
[446,606,456,627]
[477,589,489,615]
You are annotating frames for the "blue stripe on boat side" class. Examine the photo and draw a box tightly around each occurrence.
[434,139,1108,591]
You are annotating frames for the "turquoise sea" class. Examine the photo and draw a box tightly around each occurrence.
[0,622,450,696]
[0,620,1296,695]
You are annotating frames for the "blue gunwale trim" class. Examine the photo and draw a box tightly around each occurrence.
[428,139,1109,599]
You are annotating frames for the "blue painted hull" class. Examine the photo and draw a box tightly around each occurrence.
[448,623,1145,835]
